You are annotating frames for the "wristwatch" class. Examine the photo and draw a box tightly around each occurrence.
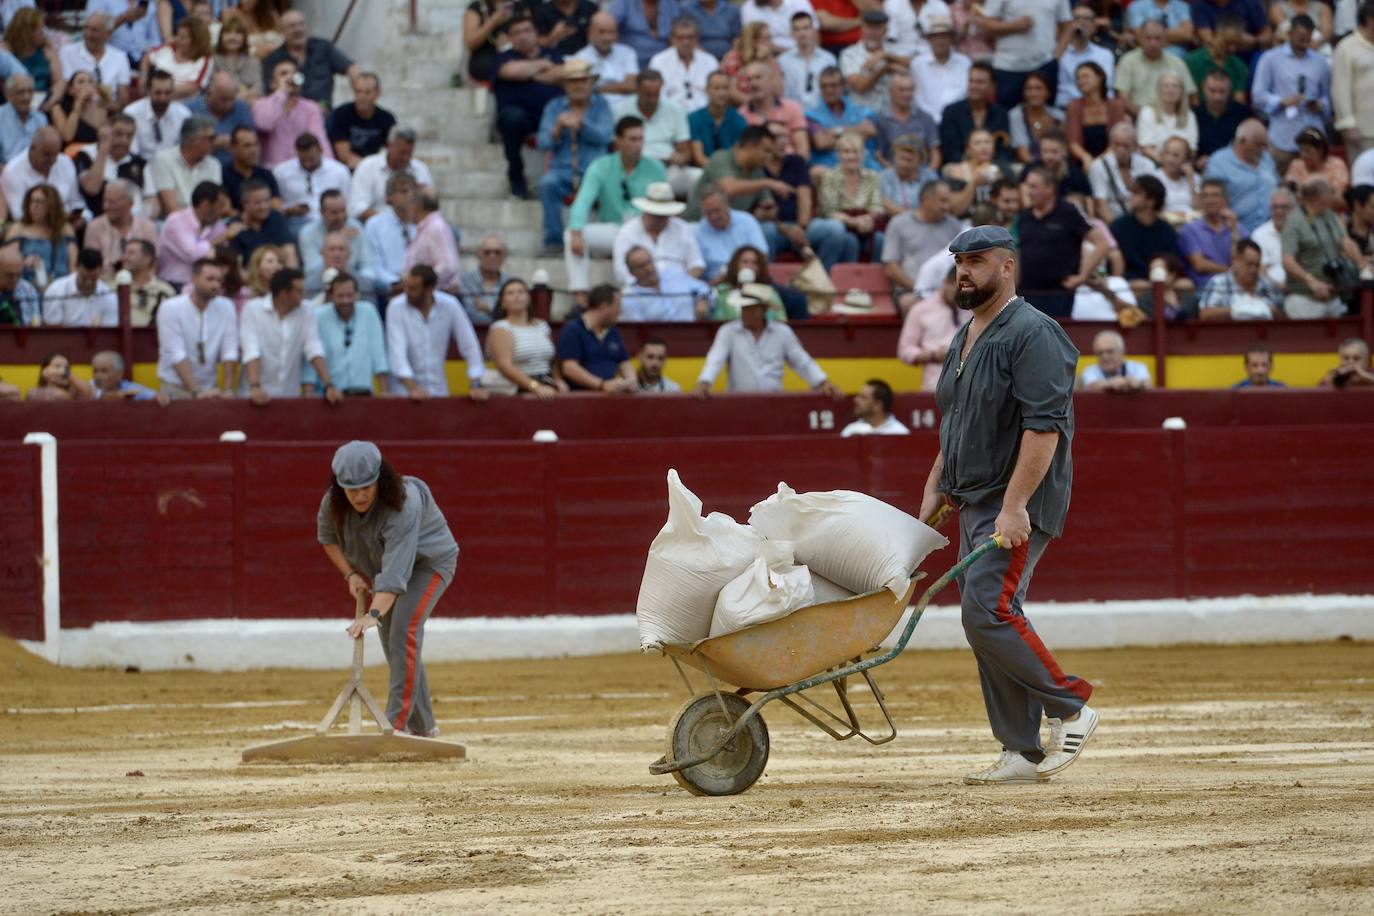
[368,608,382,620]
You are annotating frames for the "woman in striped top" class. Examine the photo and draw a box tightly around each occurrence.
[484,279,566,398]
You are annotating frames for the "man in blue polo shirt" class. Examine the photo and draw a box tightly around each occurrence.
[558,284,639,391]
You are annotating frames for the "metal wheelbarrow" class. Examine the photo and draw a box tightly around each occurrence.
[649,534,1004,796]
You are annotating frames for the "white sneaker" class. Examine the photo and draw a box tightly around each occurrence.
[963,750,1045,785]
[395,726,441,739]
[1038,705,1099,776]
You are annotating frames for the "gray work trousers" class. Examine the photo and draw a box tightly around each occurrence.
[376,567,449,734]
[957,500,1093,758]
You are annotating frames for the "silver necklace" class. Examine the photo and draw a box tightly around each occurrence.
[957,296,1014,378]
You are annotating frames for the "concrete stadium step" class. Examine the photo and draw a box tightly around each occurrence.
[444,199,543,230]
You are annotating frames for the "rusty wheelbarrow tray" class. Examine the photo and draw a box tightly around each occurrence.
[649,535,1003,796]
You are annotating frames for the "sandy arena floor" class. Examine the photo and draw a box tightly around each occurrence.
[2,636,1373,915]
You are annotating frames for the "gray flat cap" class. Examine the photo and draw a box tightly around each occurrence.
[949,225,1016,254]
[861,9,889,24]
[332,440,382,488]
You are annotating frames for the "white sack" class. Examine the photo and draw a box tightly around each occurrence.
[636,470,764,649]
[709,541,816,637]
[749,482,949,597]
[808,571,855,605]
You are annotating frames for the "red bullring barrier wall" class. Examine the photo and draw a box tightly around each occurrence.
[3,399,1373,642]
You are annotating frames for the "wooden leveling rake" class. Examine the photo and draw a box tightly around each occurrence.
[241,595,466,763]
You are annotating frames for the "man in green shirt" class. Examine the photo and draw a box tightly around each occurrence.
[564,115,668,294]
[683,124,784,220]
[1183,14,1248,107]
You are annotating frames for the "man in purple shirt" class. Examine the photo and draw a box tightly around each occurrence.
[1179,178,1240,285]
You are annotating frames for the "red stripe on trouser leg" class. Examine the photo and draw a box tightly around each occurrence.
[994,540,1094,702]
[393,572,443,731]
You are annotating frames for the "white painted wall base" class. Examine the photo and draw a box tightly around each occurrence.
[18,594,1374,672]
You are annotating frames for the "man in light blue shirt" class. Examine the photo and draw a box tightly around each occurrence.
[695,297,839,394]
[693,183,769,281]
[806,67,880,170]
[1122,0,1194,56]
[1251,17,1329,157]
[1056,6,1117,106]
[1204,119,1281,233]
[363,171,417,294]
[304,272,389,395]
[0,73,47,163]
[623,245,711,320]
[301,189,381,297]
[85,0,162,65]
[536,64,614,251]
[681,0,739,59]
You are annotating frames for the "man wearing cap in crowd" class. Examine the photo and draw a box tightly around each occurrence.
[536,59,614,255]
[910,14,971,125]
[838,10,903,116]
[320,441,461,739]
[611,181,706,286]
[916,224,1099,787]
[695,286,841,395]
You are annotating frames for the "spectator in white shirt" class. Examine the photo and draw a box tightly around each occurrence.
[240,267,342,403]
[571,12,640,106]
[364,171,417,294]
[882,0,953,59]
[41,248,117,326]
[611,181,705,285]
[1056,5,1115,108]
[695,293,841,394]
[648,16,718,110]
[155,258,239,398]
[740,0,818,53]
[779,12,836,110]
[1078,329,1152,392]
[58,12,131,109]
[151,116,222,214]
[272,132,352,227]
[1250,186,1295,287]
[122,70,191,160]
[975,0,1071,111]
[909,16,970,123]
[840,378,910,436]
[348,126,434,221]
[1,126,83,221]
[1089,122,1160,222]
[384,264,488,400]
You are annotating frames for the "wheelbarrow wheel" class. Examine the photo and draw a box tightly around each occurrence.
[666,692,769,797]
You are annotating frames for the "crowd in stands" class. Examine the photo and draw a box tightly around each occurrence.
[2,0,1374,404]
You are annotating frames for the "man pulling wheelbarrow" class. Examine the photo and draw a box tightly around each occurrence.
[919,226,1099,786]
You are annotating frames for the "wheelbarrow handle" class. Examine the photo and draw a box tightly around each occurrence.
[890,534,1005,655]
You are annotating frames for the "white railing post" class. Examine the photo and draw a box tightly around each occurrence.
[23,432,60,664]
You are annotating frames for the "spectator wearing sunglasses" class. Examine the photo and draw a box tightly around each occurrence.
[779,12,834,111]
[648,16,718,110]
[306,271,389,396]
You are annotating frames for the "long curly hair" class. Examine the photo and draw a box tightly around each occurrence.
[328,459,407,529]
[3,8,45,57]
[23,185,67,243]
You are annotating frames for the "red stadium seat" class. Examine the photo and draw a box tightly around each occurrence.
[769,262,803,286]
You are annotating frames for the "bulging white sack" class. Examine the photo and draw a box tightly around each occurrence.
[709,540,816,637]
[636,470,763,649]
[748,483,948,597]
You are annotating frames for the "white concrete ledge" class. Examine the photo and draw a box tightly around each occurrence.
[19,595,1374,671]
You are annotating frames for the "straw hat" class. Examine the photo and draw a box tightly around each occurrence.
[632,181,686,216]
[561,59,594,81]
[832,289,874,315]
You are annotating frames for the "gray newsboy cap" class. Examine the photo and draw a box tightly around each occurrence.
[948,225,1017,255]
[332,440,382,488]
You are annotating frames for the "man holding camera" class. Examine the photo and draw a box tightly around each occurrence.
[1280,177,1368,319]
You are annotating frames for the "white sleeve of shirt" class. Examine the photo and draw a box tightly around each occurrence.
[446,296,485,381]
[98,289,119,327]
[303,307,325,363]
[219,302,240,364]
[385,299,413,381]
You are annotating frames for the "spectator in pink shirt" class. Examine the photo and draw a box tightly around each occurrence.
[252,59,332,168]
[896,267,968,391]
[84,179,158,278]
[403,193,461,293]
[157,181,229,288]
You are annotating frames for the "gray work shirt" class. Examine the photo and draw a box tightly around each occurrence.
[934,297,1078,537]
[316,477,459,594]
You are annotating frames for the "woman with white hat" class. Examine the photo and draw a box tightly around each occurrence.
[317,441,459,738]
